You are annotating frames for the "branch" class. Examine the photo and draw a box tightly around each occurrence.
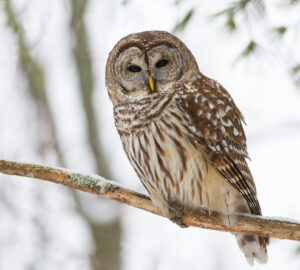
[1,160,300,241]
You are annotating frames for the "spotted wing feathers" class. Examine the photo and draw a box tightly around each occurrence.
[176,75,261,215]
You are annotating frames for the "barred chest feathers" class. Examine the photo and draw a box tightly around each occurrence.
[114,91,240,217]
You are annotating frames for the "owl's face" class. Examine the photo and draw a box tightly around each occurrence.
[114,44,183,96]
[106,31,200,106]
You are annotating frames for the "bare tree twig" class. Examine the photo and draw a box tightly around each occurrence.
[1,160,300,241]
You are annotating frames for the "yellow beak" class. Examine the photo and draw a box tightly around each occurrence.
[148,76,155,92]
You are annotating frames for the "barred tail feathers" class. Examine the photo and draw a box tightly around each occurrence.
[235,234,269,266]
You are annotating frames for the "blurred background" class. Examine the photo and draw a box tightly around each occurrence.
[0,0,300,269]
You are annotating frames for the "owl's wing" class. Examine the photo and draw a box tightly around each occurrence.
[175,76,261,215]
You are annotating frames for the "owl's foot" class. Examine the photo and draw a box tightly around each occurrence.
[168,201,188,228]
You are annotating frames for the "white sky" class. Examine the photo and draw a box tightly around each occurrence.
[0,0,300,269]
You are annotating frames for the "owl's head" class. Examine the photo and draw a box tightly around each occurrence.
[106,31,200,106]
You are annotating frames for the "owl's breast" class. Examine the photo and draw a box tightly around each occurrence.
[113,92,175,133]
[119,104,208,209]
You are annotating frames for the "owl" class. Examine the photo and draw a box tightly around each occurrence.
[105,31,269,265]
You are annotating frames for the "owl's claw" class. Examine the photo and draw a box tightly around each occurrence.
[170,215,188,228]
[168,201,188,228]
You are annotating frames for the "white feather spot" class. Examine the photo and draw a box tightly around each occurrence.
[233,127,239,136]
[197,110,203,116]
[208,102,214,109]
[190,126,196,133]
[206,112,211,120]
[210,146,216,151]
[221,119,232,127]
[201,97,206,102]
[225,105,231,113]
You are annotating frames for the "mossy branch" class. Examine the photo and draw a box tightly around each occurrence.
[1,160,300,241]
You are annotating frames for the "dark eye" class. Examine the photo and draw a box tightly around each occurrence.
[127,65,142,73]
[155,59,168,68]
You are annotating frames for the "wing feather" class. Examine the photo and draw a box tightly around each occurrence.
[175,75,261,215]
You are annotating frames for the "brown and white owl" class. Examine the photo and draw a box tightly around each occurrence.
[105,30,269,265]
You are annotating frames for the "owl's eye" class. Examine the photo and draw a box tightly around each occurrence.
[155,59,168,68]
[127,65,142,73]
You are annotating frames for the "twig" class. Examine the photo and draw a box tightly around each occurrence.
[1,160,300,241]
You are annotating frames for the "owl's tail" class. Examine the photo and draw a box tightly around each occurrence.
[234,234,269,266]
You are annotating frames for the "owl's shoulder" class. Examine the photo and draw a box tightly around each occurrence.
[174,75,248,156]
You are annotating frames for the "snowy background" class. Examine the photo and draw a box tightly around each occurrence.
[1,0,300,269]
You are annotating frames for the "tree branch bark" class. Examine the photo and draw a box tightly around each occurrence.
[1,160,300,241]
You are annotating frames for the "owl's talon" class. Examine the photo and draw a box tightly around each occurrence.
[168,201,188,228]
[170,215,188,228]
